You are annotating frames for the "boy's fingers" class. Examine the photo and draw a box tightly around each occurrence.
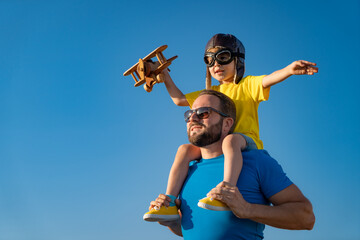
[299,60,316,65]
[297,60,317,68]
[310,67,319,72]
[306,66,319,74]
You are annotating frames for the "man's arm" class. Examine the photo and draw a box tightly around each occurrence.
[158,219,183,237]
[262,60,318,88]
[246,184,315,230]
[208,183,315,230]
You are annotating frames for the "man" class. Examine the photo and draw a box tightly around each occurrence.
[150,90,315,239]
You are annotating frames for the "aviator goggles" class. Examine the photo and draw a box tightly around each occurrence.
[204,48,244,67]
[184,107,229,123]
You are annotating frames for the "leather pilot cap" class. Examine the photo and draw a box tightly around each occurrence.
[205,33,245,83]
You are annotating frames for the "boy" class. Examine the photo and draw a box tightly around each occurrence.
[143,33,318,222]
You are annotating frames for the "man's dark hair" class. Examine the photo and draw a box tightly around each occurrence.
[198,90,236,133]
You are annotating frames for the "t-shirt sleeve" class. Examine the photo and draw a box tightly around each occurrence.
[243,75,270,102]
[185,90,203,108]
[257,150,293,199]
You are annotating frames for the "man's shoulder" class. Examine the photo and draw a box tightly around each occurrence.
[241,149,293,198]
[242,149,280,169]
[242,149,272,160]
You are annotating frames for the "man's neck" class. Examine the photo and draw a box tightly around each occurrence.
[200,141,223,159]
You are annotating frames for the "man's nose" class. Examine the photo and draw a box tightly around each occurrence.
[188,112,199,122]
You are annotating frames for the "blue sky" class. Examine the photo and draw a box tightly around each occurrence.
[1,0,359,239]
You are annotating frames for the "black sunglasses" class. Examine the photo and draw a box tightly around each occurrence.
[204,48,243,67]
[184,107,229,122]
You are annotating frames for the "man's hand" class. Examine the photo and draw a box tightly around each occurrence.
[148,194,183,236]
[207,181,252,219]
[209,183,315,230]
[149,194,172,210]
[286,60,318,75]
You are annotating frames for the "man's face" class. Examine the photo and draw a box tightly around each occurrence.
[187,95,224,147]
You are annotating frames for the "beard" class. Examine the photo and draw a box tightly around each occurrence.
[187,119,223,147]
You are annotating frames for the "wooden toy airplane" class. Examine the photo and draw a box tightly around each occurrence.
[123,45,177,92]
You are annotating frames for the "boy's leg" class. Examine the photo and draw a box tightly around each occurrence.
[222,133,246,185]
[166,144,201,197]
[144,144,201,222]
[198,134,246,211]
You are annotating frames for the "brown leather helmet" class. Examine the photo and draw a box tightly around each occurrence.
[204,33,245,84]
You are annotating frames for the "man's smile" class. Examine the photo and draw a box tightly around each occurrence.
[189,123,205,133]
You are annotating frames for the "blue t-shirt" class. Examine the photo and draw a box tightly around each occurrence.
[179,150,293,240]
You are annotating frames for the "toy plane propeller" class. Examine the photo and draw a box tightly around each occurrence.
[123,45,177,92]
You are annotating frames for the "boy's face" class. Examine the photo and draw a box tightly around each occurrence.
[207,47,236,84]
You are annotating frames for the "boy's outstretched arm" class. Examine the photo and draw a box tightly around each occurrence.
[162,70,189,106]
[262,60,318,88]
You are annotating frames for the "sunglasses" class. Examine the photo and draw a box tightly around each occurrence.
[184,107,230,122]
[204,49,243,67]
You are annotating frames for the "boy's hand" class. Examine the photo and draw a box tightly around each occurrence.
[287,60,318,75]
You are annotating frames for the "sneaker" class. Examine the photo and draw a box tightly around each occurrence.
[143,205,180,222]
[197,197,230,211]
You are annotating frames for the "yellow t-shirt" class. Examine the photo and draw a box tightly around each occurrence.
[185,75,270,149]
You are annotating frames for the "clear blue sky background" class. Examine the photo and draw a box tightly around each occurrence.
[1,0,359,239]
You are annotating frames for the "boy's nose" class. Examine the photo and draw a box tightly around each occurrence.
[213,59,222,67]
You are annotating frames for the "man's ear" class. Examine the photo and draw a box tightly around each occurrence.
[223,117,234,133]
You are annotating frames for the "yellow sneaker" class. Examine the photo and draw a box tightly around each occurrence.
[143,205,180,222]
[197,197,230,211]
